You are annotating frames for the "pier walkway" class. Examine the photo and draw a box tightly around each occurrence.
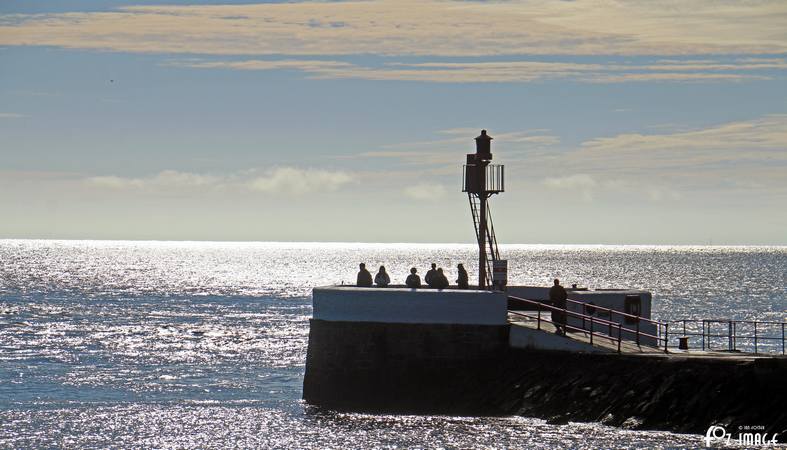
[507,312,776,360]
[506,295,784,360]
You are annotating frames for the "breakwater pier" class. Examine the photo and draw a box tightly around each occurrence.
[303,286,787,440]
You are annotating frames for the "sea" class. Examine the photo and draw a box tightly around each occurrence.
[1,240,785,449]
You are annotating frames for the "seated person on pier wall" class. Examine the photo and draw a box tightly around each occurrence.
[433,268,450,289]
[374,266,390,287]
[550,278,568,335]
[456,264,469,289]
[405,267,421,288]
[356,263,373,287]
[424,263,437,287]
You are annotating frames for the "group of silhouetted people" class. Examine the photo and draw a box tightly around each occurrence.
[356,262,469,290]
[356,263,570,335]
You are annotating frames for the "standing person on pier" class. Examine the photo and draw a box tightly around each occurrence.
[550,278,568,336]
[424,263,438,288]
[356,263,373,287]
[456,264,469,289]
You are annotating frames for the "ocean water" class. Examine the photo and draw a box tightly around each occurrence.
[0,240,784,449]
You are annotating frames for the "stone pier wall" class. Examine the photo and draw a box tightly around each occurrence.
[303,322,787,440]
[302,319,510,415]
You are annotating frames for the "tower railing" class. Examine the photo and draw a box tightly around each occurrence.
[462,164,505,193]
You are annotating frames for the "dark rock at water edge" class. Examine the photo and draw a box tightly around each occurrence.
[495,350,786,441]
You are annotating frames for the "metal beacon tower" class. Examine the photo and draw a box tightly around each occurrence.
[462,130,506,290]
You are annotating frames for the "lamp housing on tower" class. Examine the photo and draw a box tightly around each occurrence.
[474,129,493,161]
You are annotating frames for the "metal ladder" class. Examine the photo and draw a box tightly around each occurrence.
[468,193,500,287]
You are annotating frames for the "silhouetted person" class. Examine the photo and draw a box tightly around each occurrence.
[456,263,469,289]
[433,268,450,289]
[405,267,421,288]
[356,263,372,287]
[374,265,390,287]
[550,278,568,335]
[424,263,438,287]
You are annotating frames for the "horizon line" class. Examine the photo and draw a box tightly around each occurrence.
[0,238,785,248]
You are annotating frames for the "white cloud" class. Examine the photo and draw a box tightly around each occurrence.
[1,1,786,58]
[248,167,354,195]
[382,128,558,149]
[168,57,786,84]
[544,174,597,190]
[85,167,354,195]
[561,115,787,192]
[403,183,447,201]
[579,114,787,160]
[589,73,769,83]
[86,170,221,189]
[542,174,601,202]
[496,131,561,146]
[0,112,28,119]
[356,128,560,167]
[175,59,356,72]
[647,187,683,202]
[4,1,786,85]
[86,175,134,189]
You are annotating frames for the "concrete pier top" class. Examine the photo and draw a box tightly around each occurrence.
[313,285,508,325]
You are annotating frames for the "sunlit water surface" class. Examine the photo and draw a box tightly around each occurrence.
[1,240,784,448]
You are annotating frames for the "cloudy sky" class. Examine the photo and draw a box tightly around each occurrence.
[1,0,785,244]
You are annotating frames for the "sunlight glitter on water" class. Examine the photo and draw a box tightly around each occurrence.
[1,406,706,449]
[0,240,784,448]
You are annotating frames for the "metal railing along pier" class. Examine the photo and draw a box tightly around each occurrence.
[507,295,668,353]
[671,319,786,354]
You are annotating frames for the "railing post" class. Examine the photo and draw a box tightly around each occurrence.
[728,321,733,351]
[683,319,686,337]
[664,323,669,352]
[702,320,706,351]
[636,318,640,345]
[537,308,541,330]
[618,324,622,353]
[590,316,594,345]
[733,321,737,351]
[754,322,758,354]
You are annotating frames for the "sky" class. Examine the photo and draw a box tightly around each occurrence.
[0,0,786,244]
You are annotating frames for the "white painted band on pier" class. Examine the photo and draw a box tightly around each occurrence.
[313,286,508,325]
